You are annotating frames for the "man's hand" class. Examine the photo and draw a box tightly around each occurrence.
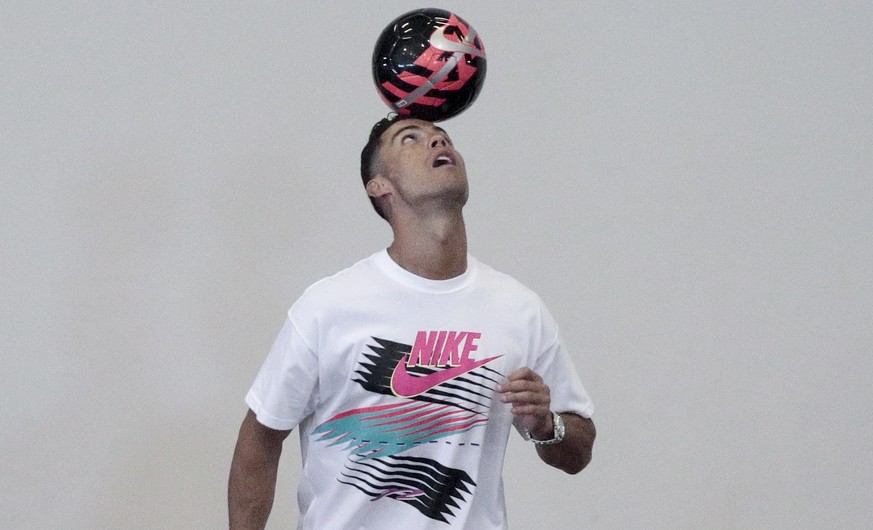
[497,367,554,439]
[496,367,596,474]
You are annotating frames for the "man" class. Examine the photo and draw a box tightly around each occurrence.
[228,116,596,529]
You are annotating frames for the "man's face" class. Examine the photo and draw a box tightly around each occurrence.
[373,119,468,213]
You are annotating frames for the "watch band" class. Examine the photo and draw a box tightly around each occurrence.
[523,411,565,445]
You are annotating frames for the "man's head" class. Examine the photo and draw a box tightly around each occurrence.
[360,115,467,222]
[361,115,423,220]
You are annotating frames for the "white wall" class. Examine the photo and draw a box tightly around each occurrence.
[2,2,871,528]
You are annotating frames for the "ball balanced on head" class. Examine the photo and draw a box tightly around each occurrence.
[372,8,487,122]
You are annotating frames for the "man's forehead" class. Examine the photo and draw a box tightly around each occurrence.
[382,119,448,141]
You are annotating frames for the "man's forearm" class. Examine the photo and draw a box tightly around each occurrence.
[228,410,289,529]
[535,413,595,474]
[228,452,279,529]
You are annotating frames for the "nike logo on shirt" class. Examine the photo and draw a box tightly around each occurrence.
[390,353,501,398]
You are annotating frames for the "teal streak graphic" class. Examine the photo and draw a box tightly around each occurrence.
[313,401,487,459]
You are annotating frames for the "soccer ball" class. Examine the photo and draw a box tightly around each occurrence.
[372,8,487,122]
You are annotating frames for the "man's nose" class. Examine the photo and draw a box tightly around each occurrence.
[430,135,448,148]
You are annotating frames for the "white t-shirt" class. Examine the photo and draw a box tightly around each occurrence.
[246,250,593,529]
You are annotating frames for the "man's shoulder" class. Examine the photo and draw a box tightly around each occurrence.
[299,251,382,299]
[470,257,543,303]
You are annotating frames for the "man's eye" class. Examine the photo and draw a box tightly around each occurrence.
[401,134,416,144]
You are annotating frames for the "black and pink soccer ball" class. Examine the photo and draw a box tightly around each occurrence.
[372,8,487,122]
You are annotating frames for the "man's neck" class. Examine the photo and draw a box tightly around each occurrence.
[387,212,467,280]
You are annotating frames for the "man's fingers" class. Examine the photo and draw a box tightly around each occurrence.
[499,389,549,405]
[504,367,542,383]
[498,367,546,394]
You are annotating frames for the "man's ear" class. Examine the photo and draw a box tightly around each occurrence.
[366,176,391,199]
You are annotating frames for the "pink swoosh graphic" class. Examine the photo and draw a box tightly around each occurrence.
[390,353,501,398]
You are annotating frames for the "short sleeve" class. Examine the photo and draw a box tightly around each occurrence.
[533,305,594,419]
[245,316,320,430]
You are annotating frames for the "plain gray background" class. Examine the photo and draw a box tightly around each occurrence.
[2,2,871,528]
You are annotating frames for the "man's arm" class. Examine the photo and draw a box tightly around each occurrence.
[532,412,595,474]
[497,367,596,474]
[228,409,292,530]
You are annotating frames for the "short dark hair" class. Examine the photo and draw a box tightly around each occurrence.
[360,114,418,220]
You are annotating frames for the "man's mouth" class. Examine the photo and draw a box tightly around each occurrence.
[433,154,455,168]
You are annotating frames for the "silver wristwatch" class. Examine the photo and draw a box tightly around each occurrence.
[523,411,565,445]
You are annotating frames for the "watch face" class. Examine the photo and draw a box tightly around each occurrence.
[553,412,566,439]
